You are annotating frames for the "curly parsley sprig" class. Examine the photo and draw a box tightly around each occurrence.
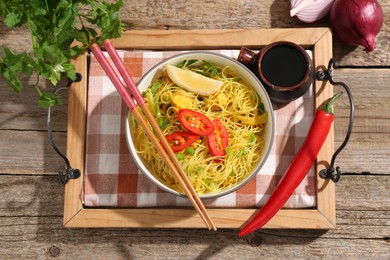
[0,0,126,108]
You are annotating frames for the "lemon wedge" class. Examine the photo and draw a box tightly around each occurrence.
[165,64,223,96]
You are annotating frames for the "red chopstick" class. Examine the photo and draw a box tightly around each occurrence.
[90,42,217,231]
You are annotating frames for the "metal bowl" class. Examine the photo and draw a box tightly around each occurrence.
[125,51,275,199]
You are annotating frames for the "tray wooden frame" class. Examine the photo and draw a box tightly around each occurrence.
[64,28,335,229]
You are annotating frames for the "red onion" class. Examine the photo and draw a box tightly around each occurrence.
[330,0,384,52]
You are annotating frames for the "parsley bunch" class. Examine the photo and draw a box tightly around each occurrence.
[0,0,125,108]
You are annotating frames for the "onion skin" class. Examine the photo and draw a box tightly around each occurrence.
[291,0,335,23]
[330,0,384,52]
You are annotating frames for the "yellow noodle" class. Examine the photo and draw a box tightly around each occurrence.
[130,62,267,194]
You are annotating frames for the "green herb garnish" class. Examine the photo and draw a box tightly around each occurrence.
[153,93,169,129]
[185,147,195,155]
[239,147,249,156]
[150,81,162,94]
[0,0,127,108]
[258,101,266,114]
[176,153,185,160]
[176,59,198,69]
[249,133,256,143]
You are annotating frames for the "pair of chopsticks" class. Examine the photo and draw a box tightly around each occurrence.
[90,40,217,231]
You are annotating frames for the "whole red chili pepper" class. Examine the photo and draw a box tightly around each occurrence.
[238,92,343,237]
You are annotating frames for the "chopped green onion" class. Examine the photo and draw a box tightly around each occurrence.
[200,60,219,77]
[250,133,256,143]
[258,102,265,114]
[154,97,161,118]
[210,67,218,76]
[201,60,212,70]
[239,148,248,156]
[196,166,204,173]
[150,81,162,94]
[177,59,198,69]
[225,147,233,156]
[185,147,195,155]
[158,117,169,129]
[176,153,185,160]
[194,70,209,77]
[153,94,169,129]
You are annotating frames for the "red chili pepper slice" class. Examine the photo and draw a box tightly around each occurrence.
[178,109,215,136]
[207,119,228,157]
[238,92,343,237]
[165,132,200,153]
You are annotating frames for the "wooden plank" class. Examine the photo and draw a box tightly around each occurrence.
[0,175,388,258]
[336,175,390,210]
[2,175,387,218]
[110,28,330,49]
[313,29,336,227]
[332,68,390,174]
[65,208,332,229]
[0,130,66,174]
[2,1,389,67]
[0,216,388,259]
[63,52,88,225]
[0,21,31,53]
[121,0,390,67]
[0,75,68,132]
[0,175,64,217]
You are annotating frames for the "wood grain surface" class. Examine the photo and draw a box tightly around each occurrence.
[0,0,389,259]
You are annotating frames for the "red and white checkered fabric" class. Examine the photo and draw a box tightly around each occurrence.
[83,50,316,208]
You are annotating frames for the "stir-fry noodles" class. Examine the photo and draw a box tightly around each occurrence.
[130,60,268,194]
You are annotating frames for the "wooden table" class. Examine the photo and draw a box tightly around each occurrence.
[1,1,389,258]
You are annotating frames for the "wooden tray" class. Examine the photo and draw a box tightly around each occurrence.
[64,28,335,229]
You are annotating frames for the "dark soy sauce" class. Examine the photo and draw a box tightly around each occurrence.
[260,45,308,87]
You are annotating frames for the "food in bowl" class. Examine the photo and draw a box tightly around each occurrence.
[126,52,274,199]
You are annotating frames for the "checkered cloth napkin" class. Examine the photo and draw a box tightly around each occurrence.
[83,50,316,208]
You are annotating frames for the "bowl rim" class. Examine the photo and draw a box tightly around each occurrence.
[125,51,275,199]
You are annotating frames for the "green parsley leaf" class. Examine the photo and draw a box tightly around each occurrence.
[0,0,126,108]
[38,92,62,109]
[4,12,19,27]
